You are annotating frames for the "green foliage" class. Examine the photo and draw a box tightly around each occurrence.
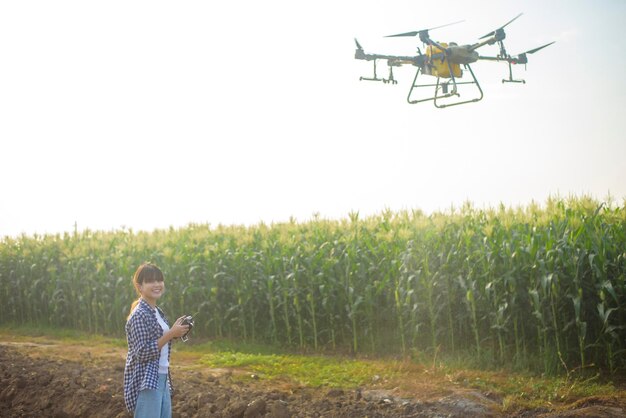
[498,373,617,412]
[200,350,391,388]
[1,196,625,374]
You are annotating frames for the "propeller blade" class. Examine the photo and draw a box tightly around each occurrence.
[355,38,363,49]
[500,13,523,30]
[479,13,523,39]
[385,31,420,38]
[385,20,464,38]
[426,20,465,32]
[523,41,555,55]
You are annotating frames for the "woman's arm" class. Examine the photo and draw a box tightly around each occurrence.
[157,316,190,349]
[127,313,159,363]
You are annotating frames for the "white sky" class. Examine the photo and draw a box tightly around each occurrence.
[1,0,625,237]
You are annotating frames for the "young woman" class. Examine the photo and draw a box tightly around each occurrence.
[123,262,190,418]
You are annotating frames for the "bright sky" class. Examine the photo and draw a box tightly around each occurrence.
[1,0,625,237]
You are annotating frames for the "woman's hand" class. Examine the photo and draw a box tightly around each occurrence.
[158,316,190,349]
[169,316,191,339]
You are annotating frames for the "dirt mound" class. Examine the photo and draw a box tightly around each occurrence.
[0,344,624,418]
[0,346,123,417]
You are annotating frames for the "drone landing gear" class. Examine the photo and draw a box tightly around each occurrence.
[359,60,398,85]
[502,62,525,84]
[384,65,398,84]
[407,63,483,108]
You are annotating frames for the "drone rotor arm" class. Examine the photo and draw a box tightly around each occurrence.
[469,38,494,52]
[476,55,504,62]
[430,39,449,54]
[355,49,423,65]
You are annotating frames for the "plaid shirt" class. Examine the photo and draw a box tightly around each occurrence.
[123,298,173,412]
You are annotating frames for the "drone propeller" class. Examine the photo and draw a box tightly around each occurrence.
[510,41,555,65]
[479,13,523,39]
[385,20,464,38]
[520,41,555,55]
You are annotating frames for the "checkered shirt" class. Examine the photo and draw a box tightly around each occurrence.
[123,298,173,412]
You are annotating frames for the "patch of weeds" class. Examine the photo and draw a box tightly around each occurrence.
[443,367,619,413]
[199,350,395,388]
[182,338,287,356]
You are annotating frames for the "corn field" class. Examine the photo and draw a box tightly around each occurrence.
[1,197,625,374]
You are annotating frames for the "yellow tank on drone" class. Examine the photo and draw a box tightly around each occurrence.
[425,43,462,78]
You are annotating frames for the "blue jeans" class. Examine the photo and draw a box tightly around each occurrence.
[135,373,171,418]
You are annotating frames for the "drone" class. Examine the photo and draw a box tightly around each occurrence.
[354,13,554,108]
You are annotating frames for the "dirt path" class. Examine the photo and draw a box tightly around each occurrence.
[0,341,624,417]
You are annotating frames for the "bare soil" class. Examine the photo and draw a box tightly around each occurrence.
[0,340,624,418]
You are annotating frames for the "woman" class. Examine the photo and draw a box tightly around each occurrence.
[123,262,190,417]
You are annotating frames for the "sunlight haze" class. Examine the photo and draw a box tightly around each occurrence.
[1,0,624,237]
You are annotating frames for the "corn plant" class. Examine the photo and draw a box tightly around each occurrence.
[1,196,624,374]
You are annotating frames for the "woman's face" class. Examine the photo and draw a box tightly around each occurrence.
[139,277,165,304]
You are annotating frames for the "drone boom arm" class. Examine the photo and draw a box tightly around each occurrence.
[477,55,506,62]
[469,37,499,52]
[478,41,555,64]
[355,40,425,84]
[355,40,422,65]
[356,51,421,64]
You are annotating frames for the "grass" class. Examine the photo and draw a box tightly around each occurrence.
[163,336,407,388]
[198,349,399,388]
[0,323,127,347]
[0,325,623,413]
[440,365,620,412]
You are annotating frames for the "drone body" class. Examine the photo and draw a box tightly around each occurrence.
[355,14,554,107]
